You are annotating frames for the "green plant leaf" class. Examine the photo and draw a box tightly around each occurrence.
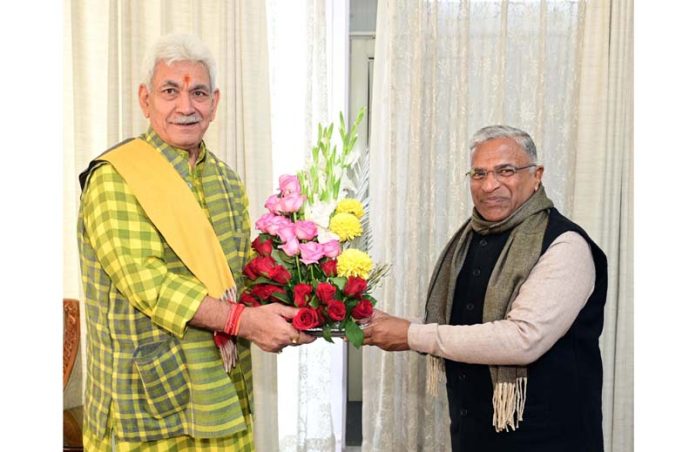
[363,294,377,305]
[322,324,335,343]
[330,276,347,290]
[345,320,364,348]
[271,291,291,304]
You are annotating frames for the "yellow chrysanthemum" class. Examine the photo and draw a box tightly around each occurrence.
[329,212,363,241]
[337,249,373,279]
[336,198,365,219]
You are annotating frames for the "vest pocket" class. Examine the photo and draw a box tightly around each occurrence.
[133,338,190,419]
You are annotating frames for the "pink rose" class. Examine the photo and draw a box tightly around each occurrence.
[280,238,300,256]
[277,224,297,244]
[299,241,325,265]
[255,213,276,233]
[295,220,318,241]
[279,175,301,196]
[264,194,282,214]
[321,240,341,258]
[278,193,305,213]
[266,216,292,236]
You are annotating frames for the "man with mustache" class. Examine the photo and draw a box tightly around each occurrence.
[78,33,313,450]
[364,125,607,451]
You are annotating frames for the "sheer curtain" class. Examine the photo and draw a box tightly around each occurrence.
[363,0,633,451]
[63,1,278,450]
[266,1,349,451]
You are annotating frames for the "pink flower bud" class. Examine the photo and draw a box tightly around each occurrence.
[295,220,318,241]
[299,241,325,265]
[255,213,276,233]
[321,240,341,258]
[277,224,297,244]
[264,194,282,214]
[280,237,300,256]
[278,193,305,213]
[279,174,301,196]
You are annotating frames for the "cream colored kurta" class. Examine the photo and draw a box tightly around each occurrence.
[408,231,595,365]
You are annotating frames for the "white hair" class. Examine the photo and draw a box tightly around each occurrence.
[469,125,538,162]
[141,33,217,91]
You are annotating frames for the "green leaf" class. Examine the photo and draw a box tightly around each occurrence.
[247,276,273,285]
[330,276,347,290]
[271,249,295,264]
[322,324,335,343]
[363,294,377,305]
[345,321,364,348]
[271,291,291,304]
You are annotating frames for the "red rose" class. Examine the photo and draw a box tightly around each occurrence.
[320,259,338,276]
[351,299,373,319]
[326,300,346,321]
[343,276,367,298]
[249,256,277,278]
[252,236,274,256]
[316,282,337,304]
[315,307,326,325]
[243,262,258,280]
[292,307,320,331]
[240,292,261,307]
[293,283,313,307]
[269,265,291,284]
[251,284,285,301]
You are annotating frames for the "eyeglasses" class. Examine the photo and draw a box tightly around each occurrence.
[466,164,538,181]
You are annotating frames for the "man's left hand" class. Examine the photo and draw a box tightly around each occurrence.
[362,309,411,351]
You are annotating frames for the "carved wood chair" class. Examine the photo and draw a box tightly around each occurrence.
[63,299,84,451]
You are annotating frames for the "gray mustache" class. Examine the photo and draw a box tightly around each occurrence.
[171,114,201,125]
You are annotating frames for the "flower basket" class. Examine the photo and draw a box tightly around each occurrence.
[239,109,388,347]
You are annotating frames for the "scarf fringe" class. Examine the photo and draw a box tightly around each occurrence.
[218,337,238,373]
[426,355,446,395]
[492,376,527,432]
[218,286,239,372]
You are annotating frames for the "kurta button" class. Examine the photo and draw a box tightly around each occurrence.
[480,239,487,247]
[459,408,468,417]
[465,303,475,311]
[472,268,481,276]
[458,373,466,381]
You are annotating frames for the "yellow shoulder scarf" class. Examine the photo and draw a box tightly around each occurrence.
[101,138,239,370]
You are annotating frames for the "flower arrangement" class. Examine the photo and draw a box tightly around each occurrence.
[239,109,388,347]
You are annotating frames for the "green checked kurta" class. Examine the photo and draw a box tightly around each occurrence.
[78,128,254,451]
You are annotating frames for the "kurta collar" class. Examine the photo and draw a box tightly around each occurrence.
[140,127,208,176]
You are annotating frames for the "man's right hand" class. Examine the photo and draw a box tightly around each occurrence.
[237,303,315,353]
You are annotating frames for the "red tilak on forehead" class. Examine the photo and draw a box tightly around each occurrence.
[183,74,191,84]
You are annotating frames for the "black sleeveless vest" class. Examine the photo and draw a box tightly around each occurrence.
[445,208,607,452]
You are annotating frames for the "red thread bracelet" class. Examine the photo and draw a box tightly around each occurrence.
[224,303,245,337]
[231,304,245,336]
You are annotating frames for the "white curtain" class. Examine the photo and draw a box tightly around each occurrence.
[364,0,633,451]
[266,1,349,451]
[63,1,278,450]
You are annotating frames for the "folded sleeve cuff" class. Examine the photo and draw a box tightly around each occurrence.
[152,273,208,338]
